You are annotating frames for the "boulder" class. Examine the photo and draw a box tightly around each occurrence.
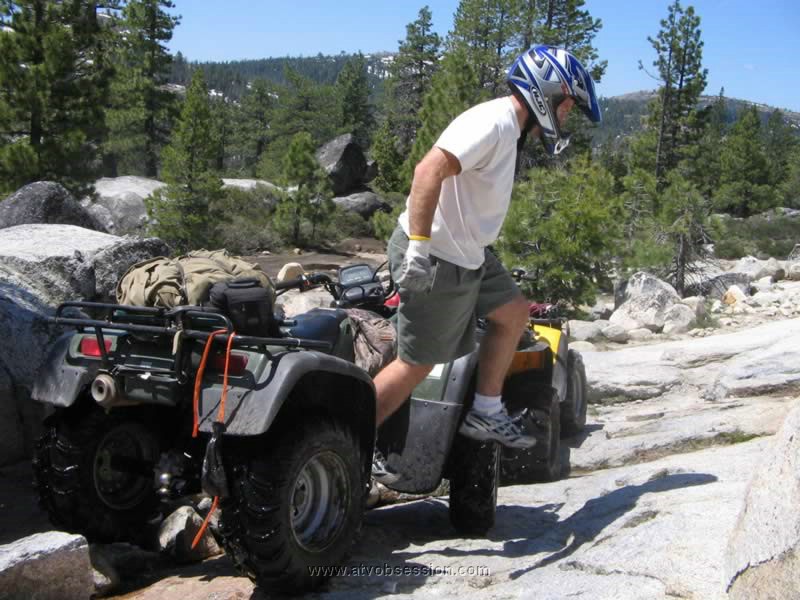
[787,243,800,262]
[0,532,93,600]
[88,176,166,235]
[662,303,696,335]
[568,320,603,342]
[315,134,367,196]
[275,286,332,317]
[332,191,391,219]
[789,262,800,281]
[0,224,168,305]
[588,299,613,321]
[726,405,800,599]
[0,182,97,231]
[609,272,680,332]
[628,327,655,341]
[680,296,706,319]
[276,262,305,282]
[0,225,167,463]
[601,324,629,343]
[752,276,775,293]
[750,291,782,307]
[157,506,221,563]
[722,285,747,305]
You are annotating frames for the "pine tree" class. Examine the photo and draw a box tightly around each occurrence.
[210,95,236,173]
[763,109,798,189]
[146,70,223,251]
[496,158,624,308]
[401,47,484,190]
[537,0,605,75]
[714,105,773,217]
[335,53,373,147]
[659,171,712,296]
[370,118,404,193]
[105,0,179,177]
[0,0,114,196]
[236,78,275,176]
[272,131,331,246]
[447,0,518,96]
[641,0,707,188]
[386,6,441,154]
[681,87,726,197]
[257,67,337,181]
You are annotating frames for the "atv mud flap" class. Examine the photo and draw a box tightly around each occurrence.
[201,422,230,499]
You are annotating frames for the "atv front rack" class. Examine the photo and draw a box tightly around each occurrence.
[52,301,333,369]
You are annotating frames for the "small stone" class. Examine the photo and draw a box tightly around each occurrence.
[293,247,302,255]
[158,506,222,563]
[719,318,734,327]
[711,300,723,313]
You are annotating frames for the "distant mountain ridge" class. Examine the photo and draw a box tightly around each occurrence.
[595,90,800,146]
[168,52,800,144]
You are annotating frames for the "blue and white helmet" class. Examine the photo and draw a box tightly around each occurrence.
[507,45,601,155]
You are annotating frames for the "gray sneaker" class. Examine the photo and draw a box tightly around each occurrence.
[372,448,400,485]
[459,407,537,449]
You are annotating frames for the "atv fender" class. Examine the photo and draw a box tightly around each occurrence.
[550,331,569,403]
[196,350,376,438]
[32,333,96,408]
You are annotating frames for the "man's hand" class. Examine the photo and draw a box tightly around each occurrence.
[397,239,435,293]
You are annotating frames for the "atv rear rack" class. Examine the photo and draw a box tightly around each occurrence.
[52,301,333,368]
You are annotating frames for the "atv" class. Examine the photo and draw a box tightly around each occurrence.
[31,262,587,594]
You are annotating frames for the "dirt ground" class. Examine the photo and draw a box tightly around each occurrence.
[246,237,388,279]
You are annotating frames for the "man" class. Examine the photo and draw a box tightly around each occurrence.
[373,46,602,482]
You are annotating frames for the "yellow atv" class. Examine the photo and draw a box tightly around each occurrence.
[499,268,588,484]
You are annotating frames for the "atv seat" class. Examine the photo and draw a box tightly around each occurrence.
[284,308,352,358]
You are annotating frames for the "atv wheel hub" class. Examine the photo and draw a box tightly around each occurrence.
[291,450,349,552]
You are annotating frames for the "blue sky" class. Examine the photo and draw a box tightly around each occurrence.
[168,0,800,112]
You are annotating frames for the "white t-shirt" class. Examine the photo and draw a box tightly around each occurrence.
[399,96,520,269]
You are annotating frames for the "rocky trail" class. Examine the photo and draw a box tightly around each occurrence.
[7,314,788,600]
[1,186,798,598]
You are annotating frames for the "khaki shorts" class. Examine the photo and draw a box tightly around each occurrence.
[388,227,522,365]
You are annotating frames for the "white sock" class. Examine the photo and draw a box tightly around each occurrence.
[473,393,503,416]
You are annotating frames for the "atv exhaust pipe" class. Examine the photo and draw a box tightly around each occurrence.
[91,374,125,409]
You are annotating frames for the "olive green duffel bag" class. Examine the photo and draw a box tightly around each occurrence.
[116,249,274,308]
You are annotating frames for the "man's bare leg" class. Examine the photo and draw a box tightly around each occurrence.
[374,358,433,425]
[459,295,536,448]
[477,295,530,395]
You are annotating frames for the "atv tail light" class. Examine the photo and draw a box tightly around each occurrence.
[210,353,249,376]
[79,337,112,357]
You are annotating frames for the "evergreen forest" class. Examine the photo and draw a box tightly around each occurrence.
[1,0,798,309]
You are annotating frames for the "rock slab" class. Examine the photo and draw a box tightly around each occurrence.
[0,532,93,600]
[726,404,800,599]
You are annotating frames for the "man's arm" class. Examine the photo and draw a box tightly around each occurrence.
[406,146,462,238]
